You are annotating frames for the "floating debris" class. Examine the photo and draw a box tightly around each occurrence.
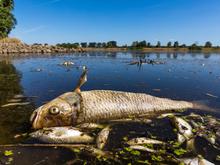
[61,61,74,66]
[30,127,94,144]
[205,93,218,98]
[1,102,31,108]
[129,59,165,65]
[152,89,161,92]
[31,68,43,72]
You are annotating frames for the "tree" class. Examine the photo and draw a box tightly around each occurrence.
[189,43,202,51]
[204,41,212,48]
[156,41,161,48]
[88,42,97,48]
[97,42,102,48]
[81,42,87,48]
[139,40,147,47]
[147,42,151,47]
[167,42,172,48]
[101,42,107,48]
[173,41,179,48]
[131,41,139,47]
[107,41,117,48]
[0,0,17,38]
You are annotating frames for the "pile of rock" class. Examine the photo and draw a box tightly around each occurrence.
[0,38,83,55]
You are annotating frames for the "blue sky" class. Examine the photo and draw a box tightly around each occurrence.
[10,0,220,45]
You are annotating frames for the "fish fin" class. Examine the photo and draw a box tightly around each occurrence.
[192,100,220,114]
[74,66,88,93]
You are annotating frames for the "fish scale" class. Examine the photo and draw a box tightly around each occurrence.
[78,90,193,123]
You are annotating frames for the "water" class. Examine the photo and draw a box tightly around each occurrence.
[0,52,220,164]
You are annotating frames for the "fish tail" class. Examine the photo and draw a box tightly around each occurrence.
[192,100,219,113]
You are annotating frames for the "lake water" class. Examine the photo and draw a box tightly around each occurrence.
[0,52,220,164]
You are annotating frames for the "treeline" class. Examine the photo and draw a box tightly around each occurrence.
[57,40,218,50]
[130,40,216,51]
[57,41,117,49]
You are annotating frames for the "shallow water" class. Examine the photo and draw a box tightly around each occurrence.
[0,52,220,164]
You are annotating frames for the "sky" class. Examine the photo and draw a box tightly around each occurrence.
[10,0,220,46]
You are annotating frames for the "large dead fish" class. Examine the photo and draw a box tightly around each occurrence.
[30,68,216,129]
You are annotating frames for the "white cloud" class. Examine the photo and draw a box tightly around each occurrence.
[22,26,46,34]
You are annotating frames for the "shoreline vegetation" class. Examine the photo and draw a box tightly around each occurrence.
[1,38,220,56]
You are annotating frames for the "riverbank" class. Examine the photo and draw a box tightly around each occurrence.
[1,38,220,56]
[84,47,220,53]
[0,38,83,55]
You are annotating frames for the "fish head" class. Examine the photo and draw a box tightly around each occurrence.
[30,92,82,129]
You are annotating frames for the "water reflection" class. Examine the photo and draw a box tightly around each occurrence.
[0,60,34,144]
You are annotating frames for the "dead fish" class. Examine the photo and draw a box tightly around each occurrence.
[96,126,111,150]
[129,145,157,153]
[157,113,179,119]
[76,123,105,130]
[29,127,94,144]
[7,99,22,103]
[30,67,217,129]
[127,137,165,146]
[179,157,214,165]
[1,102,30,108]
[82,146,117,161]
[171,116,194,149]
[205,93,218,98]
[61,61,74,66]
[171,117,193,141]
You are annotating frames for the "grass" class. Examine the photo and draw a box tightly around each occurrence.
[0,37,22,44]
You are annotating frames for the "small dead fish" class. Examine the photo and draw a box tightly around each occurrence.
[179,157,214,165]
[205,93,218,98]
[61,61,74,66]
[129,145,157,153]
[30,127,94,144]
[127,137,165,146]
[171,117,193,140]
[76,123,105,130]
[7,99,22,103]
[1,102,30,108]
[152,89,161,92]
[157,113,179,119]
[82,146,117,161]
[96,126,111,150]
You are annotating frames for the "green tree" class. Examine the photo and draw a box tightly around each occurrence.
[204,41,212,48]
[156,41,161,48]
[167,42,172,48]
[88,42,97,48]
[0,0,17,38]
[139,40,147,47]
[173,41,179,48]
[107,41,117,48]
[81,42,87,48]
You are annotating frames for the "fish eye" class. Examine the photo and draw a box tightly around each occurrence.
[49,106,60,115]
